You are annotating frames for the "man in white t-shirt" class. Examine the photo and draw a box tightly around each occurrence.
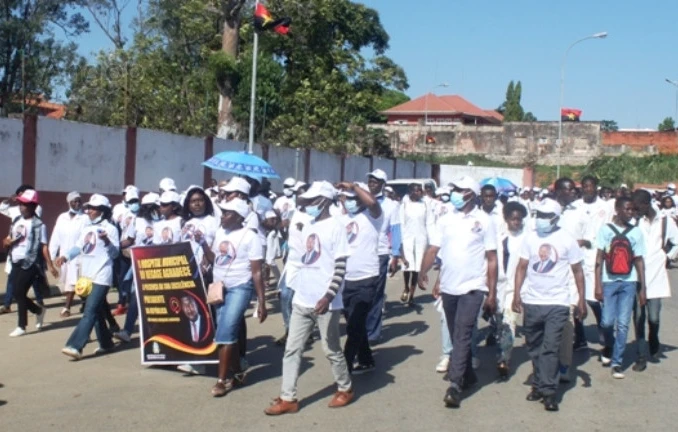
[513,198,586,412]
[419,176,498,409]
[274,177,297,222]
[337,181,383,374]
[266,181,353,416]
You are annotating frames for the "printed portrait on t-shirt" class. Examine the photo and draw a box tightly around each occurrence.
[161,227,173,244]
[143,226,154,245]
[346,221,359,244]
[181,223,205,242]
[215,241,236,266]
[13,224,27,244]
[282,203,290,219]
[83,231,97,254]
[471,221,483,234]
[533,244,557,274]
[301,234,321,265]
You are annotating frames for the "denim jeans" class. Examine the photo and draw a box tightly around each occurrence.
[366,254,390,342]
[123,282,139,335]
[66,284,113,352]
[116,256,132,306]
[523,304,569,397]
[278,270,295,331]
[11,263,43,329]
[214,282,253,344]
[600,281,637,367]
[633,296,662,359]
[4,265,45,308]
[343,276,378,369]
[280,305,351,402]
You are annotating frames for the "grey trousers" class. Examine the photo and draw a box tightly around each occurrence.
[280,304,352,402]
[523,304,570,397]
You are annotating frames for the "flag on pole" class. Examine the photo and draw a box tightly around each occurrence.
[254,3,291,35]
[561,108,582,122]
[426,135,436,144]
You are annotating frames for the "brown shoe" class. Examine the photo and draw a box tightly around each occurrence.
[264,397,299,416]
[0,305,11,314]
[328,389,354,408]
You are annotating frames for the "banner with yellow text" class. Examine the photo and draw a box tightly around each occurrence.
[131,242,218,365]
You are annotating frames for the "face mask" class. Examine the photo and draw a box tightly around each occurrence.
[441,195,450,203]
[151,211,161,222]
[128,202,140,213]
[344,199,360,214]
[450,192,470,210]
[69,207,82,215]
[283,188,293,197]
[535,217,556,236]
[91,215,103,225]
[305,205,322,218]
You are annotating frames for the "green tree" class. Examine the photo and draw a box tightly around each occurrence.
[499,80,525,122]
[523,112,537,122]
[601,120,619,132]
[658,117,676,131]
[0,1,89,116]
[369,89,409,123]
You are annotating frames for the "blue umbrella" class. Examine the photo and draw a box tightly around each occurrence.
[202,151,280,179]
[480,176,518,194]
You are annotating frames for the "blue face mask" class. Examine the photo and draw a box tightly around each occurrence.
[344,199,360,214]
[128,202,140,213]
[69,207,83,215]
[151,211,161,222]
[450,192,470,210]
[305,205,322,218]
[535,217,556,236]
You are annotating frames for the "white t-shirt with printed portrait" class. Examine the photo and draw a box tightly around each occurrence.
[520,228,584,307]
[153,217,183,245]
[76,220,120,286]
[342,211,383,281]
[274,195,296,221]
[182,215,219,265]
[284,210,314,289]
[127,217,155,247]
[294,216,351,311]
[10,217,48,263]
[211,227,263,288]
[430,208,497,296]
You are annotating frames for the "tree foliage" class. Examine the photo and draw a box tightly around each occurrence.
[498,80,533,122]
[600,120,618,132]
[658,117,675,132]
[0,0,89,116]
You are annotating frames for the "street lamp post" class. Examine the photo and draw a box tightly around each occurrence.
[424,82,450,126]
[665,78,678,129]
[557,31,608,178]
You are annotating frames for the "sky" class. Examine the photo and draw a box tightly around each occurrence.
[74,0,678,129]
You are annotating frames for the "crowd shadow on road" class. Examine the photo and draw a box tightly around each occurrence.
[380,320,429,344]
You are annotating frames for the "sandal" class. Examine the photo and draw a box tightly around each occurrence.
[400,291,409,304]
[406,291,415,306]
[60,308,71,318]
[211,379,233,397]
[233,371,247,387]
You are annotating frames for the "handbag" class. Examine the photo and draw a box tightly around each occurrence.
[206,281,225,305]
[75,277,93,298]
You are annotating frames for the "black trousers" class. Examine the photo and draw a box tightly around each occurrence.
[343,276,379,369]
[11,262,42,329]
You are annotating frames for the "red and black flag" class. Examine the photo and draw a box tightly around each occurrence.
[254,3,291,35]
[561,108,582,122]
[425,135,436,144]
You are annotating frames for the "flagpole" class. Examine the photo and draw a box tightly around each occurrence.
[248,1,260,154]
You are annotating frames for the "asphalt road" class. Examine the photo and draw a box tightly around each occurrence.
[1,269,676,431]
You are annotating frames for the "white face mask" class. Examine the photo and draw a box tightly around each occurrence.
[283,188,293,197]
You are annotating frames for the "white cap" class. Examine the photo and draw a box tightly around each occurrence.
[283,177,296,188]
[435,187,450,196]
[300,181,337,200]
[292,181,307,192]
[384,186,394,193]
[222,177,251,195]
[218,198,250,218]
[123,184,137,194]
[159,191,181,205]
[620,183,628,189]
[449,176,481,195]
[532,187,541,192]
[340,182,369,197]
[85,194,111,208]
[668,183,676,190]
[264,210,277,219]
[141,192,160,205]
[125,186,140,202]
[536,198,562,216]
[159,177,177,192]
[66,191,81,203]
[367,169,388,182]
[507,190,516,197]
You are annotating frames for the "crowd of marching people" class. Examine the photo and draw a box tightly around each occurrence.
[1,170,677,413]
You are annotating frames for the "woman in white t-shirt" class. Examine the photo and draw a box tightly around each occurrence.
[197,198,266,397]
[153,191,183,245]
[399,183,432,304]
[4,190,58,337]
[57,194,120,359]
[180,186,219,279]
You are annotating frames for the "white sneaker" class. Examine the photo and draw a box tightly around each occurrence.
[600,355,612,367]
[472,357,480,370]
[61,346,82,360]
[9,327,26,337]
[177,364,206,375]
[611,366,625,379]
[35,306,46,329]
[436,356,450,373]
[113,330,131,343]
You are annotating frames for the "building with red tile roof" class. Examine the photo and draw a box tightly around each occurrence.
[381,93,503,126]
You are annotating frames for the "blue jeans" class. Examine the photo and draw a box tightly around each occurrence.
[366,254,390,342]
[279,272,295,331]
[214,282,253,344]
[123,282,139,335]
[116,256,132,306]
[66,284,113,352]
[601,281,636,367]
